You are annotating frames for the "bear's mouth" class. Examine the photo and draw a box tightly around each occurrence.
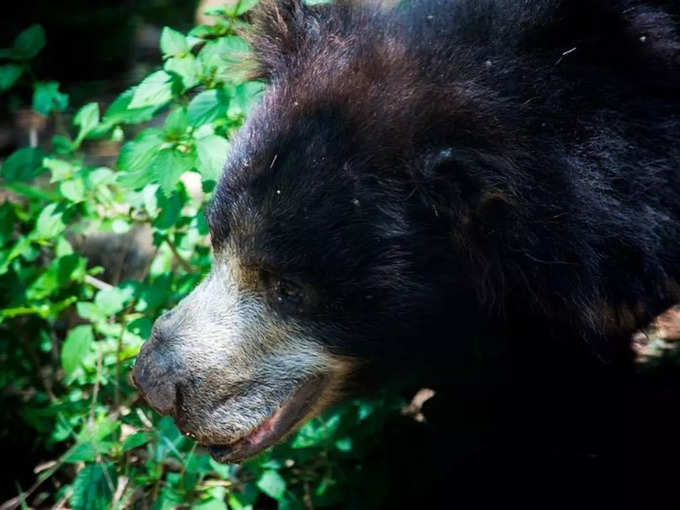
[203,375,327,463]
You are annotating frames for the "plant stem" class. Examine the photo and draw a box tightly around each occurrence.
[164,236,193,273]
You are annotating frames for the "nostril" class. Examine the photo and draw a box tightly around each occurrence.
[145,380,177,416]
[132,357,178,416]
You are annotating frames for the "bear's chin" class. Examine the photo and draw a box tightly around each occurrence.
[202,375,328,464]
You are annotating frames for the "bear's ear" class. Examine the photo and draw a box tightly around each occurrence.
[248,0,316,80]
[418,147,517,236]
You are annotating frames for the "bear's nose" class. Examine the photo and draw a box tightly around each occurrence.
[132,314,182,416]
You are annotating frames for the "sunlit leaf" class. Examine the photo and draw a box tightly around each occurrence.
[60,179,85,202]
[95,286,134,316]
[129,71,174,109]
[33,202,66,239]
[192,498,227,510]
[160,27,188,58]
[74,102,101,146]
[164,107,188,138]
[196,134,229,181]
[187,88,230,126]
[150,148,195,196]
[103,87,160,125]
[257,470,286,501]
[165,55,201,90]
[117,128,165,172]
[44,157,74,182]
[61,325,94,377]
[234,81,264,115]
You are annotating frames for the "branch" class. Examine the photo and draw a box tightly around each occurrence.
[84,275,114,291]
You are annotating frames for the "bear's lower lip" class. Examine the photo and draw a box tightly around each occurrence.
[203,375,327,463]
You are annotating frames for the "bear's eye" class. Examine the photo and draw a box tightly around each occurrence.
[274,278,302,305]
[260,270,306,311]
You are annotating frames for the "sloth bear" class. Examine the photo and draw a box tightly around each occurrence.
[134,0,680,505]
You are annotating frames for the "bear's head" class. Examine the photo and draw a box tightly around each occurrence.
[132,0,537,463]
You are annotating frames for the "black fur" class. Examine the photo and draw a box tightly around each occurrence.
[208,0,680,505]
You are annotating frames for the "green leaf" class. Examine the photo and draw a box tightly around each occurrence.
[153,194,183,230]
[334,437,353,452]
[95,286,133,316]
[55,236,73,256]
[190,25,228,40]
[116,169,156,190]
[358,401,375,420]
[76,302,101,322]
[74,102,100,146]
[257,470,286,501]
[103,87,159,125]
[226,0,260,16]
[122,431,151,451]
[199,37,249,75]
[12,25,46,60]
[196,135,229,181]
[32,81,68,115]
[129,71,174,109]
[208,458,232,479]
[291,414,342,448]
[26,254,85,298]
[143,184,160,216]
[278,493,304,510]
[81,417,119,442]
[0,64,23,92]
[150,148,196,196]
[153,487,184,510]
[187,89,230,126]
[85,167,115,187]
[127,317,152,338]
[70,463,115,510]
[44,157,75,182]
[117,128,165,172]
[62,442,98,463]
[75,102,100,130]
[192,499,228,510]
[0,202,17,247]
[234,81,265,115]
[1,147,45,181]
[160,27,188,58]
[228,483,259,510]
[59,179,85,202]
[33,202,66,239]
[0,181,56,202]
[165,55,201,91]
[51,134,73,154]
[61,325,94,377]
[164,107,188,138]
[111,218,131,233]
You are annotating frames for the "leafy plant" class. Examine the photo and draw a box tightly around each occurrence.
[0,3,404,509]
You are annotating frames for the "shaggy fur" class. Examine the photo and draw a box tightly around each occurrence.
[240,0,680,353]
